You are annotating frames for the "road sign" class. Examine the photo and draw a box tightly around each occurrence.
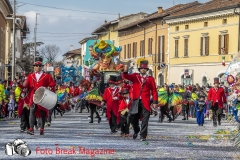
[160,63,166,69]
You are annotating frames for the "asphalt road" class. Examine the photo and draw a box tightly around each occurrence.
[0,109,239,160]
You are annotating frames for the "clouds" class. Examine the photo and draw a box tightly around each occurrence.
[18,0,210,61]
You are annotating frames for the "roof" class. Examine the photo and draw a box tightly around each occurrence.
[92,12,148,34]
[62,48,81,57]
[166,0,240,19]
[79,36,98,44]
[115,1,200,31]
[91,20,116,35]
[6,0,13,13]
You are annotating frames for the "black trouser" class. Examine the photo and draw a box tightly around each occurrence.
[29,105,46,130]
[109,111,117,132]
[131,100,150,139]
[47,109,54,123]
[20,107,30,129]
[80,100,89,112]
[89,103,100,122]
[159,103,171,121]
[120,113,130,134]
[170,106,174,119]
[212,103,222,124]
[182,104,189,119]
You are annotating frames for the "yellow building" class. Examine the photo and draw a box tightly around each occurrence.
[91,13,149,49]
[165,0,240,86]
[116,2,199,86]
[0,0,12,80]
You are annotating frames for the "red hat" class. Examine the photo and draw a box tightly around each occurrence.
[34,57,43,66]
[138,60,149,70]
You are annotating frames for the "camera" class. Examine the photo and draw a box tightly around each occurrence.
[5,139,31,157]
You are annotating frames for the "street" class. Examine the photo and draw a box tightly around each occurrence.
[0,110,238,159]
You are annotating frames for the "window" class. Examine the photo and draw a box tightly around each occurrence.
[200,34,209,56]
[184,38,189,57]
[148,38,153,55]
[124,45,126,59]
[174,39,179,58]
[127,44,131,58]
[218,32,229,55]
[204,22,208,27]
[185,25,189,30]
[176,26,179,31]
[158,35,165,62]
[161,20,164,26]
[133,42,137,58]
[140,40,145,57]
[223,19,227,25]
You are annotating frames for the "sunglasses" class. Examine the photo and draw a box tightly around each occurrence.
[34,65,42,67]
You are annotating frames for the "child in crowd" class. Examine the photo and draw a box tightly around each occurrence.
[118,88,132,137]
[8,94,15,118]
[195,95,206,126]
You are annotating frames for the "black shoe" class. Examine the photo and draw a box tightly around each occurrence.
[168,118,173,123]
[213,122,217,127]
[182,118,186,120]
[140,137,146,141]
[218,121,221,126]
[154,112,158,117]
[111,130,117,134]
[20,128,26,132]
[89,121,93,123]
[98,118,101,123]
[133,133,138,140]
[95,116,99,118]
[158,119,163,123]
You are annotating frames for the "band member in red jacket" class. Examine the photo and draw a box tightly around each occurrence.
[207,77,226,127]
[101,75,119,134]
[23,57,56,135]
[118,88,132,137]
[122,60,158,141]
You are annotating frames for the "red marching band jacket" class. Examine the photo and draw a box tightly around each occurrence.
[24,72,56,118]
[102,87,120,124]
[122,72,158,111]
[118,97,132,113]
[207,87,226,109]
[69,86,80,97]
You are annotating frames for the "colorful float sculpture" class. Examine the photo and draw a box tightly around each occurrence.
[88,40,122,74]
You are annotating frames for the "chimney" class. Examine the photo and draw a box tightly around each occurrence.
[70,45,74,51]
[158,7,163,13]
[104,20,107,24]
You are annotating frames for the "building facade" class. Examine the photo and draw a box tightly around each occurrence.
[116,2,199,86]
[0,0,12,80]
[165,0,240,86]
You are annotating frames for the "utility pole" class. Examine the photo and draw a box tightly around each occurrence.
[12,0,16,81]
[34,13,39,60]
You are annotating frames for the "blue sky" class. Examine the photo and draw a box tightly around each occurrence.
[15,0,209,60]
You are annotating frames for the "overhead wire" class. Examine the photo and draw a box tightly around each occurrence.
[16,1,120,15]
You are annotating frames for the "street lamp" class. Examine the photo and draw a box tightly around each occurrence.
[234,2,240,51]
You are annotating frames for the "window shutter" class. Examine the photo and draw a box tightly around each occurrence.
[158,36,161,63]
[200,37,203,56]
[124,45,126,59]
[162,35,165,62]
[148,38,150,55]
[224,34,229,54]
[130,43,131,58]
[140,41,142,57]
[205,36,209,56]
[175,40,178,57]
[184,39,188,56]
[143,40,145,57]
[218,35,221,55]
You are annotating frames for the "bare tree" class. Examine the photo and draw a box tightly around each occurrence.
[40,44,61,62]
